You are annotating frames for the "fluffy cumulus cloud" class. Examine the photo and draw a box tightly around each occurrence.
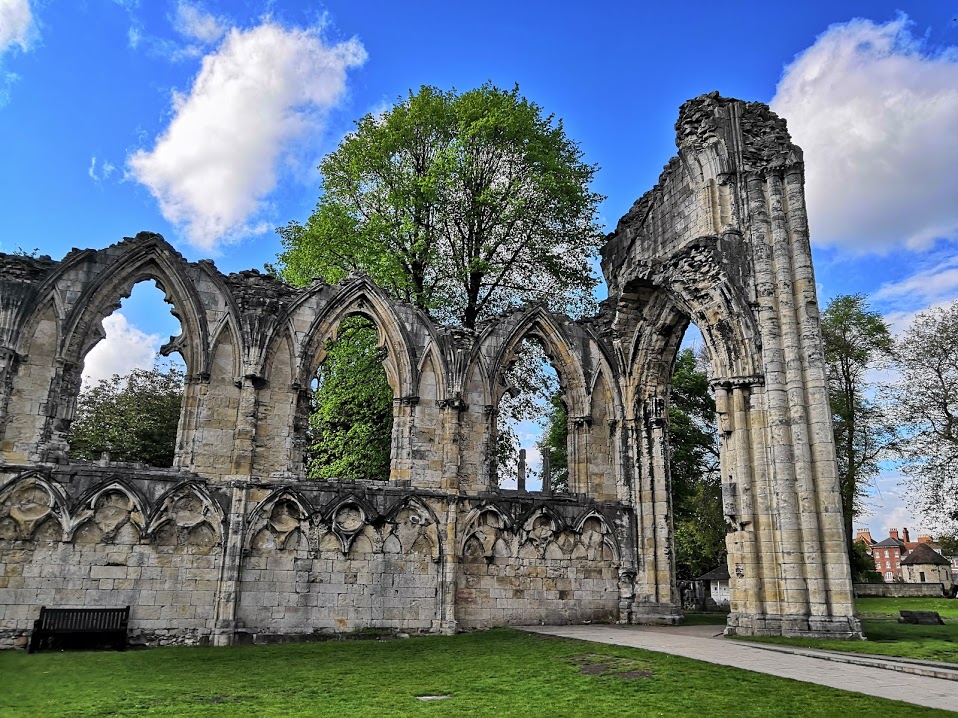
[81,313,160,387]
[0,0,34,54]
[771,16,958,253]
[0,0,37,104]
[127,22,366,250]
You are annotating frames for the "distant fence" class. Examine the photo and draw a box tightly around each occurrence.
[854,583,945,598]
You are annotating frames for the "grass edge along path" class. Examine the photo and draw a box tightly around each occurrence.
[738,619,958,666]
[0,628,953,717]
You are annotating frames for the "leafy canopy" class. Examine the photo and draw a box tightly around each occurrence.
[667,349,725,580]
[821,294,894,550]
[274,83,604,328]
[892,301,958,533]
[306,316,393,481]
[69,363,184,467]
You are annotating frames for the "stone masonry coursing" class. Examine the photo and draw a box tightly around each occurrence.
[0,93,861,648]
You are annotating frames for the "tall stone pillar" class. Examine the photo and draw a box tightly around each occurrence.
[603,93,861,637]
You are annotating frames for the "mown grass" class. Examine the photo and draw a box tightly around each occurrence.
[0,628,949,717]
[854,597,958,620]
[742,619,958,665]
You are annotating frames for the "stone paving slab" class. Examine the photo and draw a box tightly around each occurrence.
[519,624,958,712]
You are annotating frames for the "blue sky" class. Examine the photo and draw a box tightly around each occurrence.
[2,1,957,536]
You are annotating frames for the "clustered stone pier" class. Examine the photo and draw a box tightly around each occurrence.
[0,93,861,649]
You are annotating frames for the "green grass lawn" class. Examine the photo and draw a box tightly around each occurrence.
[1,629,950,717]
[742,619,958,665]
[736,597,958,665]
[854,597,958,619]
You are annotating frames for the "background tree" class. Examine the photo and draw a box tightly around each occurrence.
[306,316,392,481]
[537,390,569,492]
[821,294,894,552]
[273,84,603,480]
[848,540,883,583]
[892,301,958,534]
[668,348,725,580]
[274,83,604,327]
[70,363,184,467]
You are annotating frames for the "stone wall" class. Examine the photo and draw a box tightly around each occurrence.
[853,583,947,598]
[0,93,862,645]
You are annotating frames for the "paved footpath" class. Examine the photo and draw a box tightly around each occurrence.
[520,624,958,712]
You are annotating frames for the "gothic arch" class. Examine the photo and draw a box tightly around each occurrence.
[60,236,209,374]
[294,277,418,398]
[484,306,590,417]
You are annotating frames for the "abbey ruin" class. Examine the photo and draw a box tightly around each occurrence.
[0,93,861,648]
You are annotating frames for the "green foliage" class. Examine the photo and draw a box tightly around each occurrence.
[538,391,569,491]
[306,316,393,481]
[821,294,894,549]
[938,534,958,556]
[2,629,945,717]
[892,301,958,533]
[69,364,184,467]
[849,541,883,583]
[274,83,604,328]
[668,349,725,580]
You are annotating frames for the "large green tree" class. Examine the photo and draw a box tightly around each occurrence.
[892,301,958,533]
[306,316,393,481]
[668,348,725,580]
[821,294,894,552]
[70,364,184,467]
[274,84,603,480]
[274,83,604,328]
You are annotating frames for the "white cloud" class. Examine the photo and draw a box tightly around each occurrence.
[127,25,141,49]
[82,313,160,387]
[89,156,117,183]
[860,469,932,538]
[172,0,226,44]
[0,0,34,54]
[771,16,958,253]
[127,22,366,250]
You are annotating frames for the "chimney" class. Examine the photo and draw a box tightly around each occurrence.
[855,528,874,544]
[889,529,900,540]
[902,527,911,543]
[918,535,933,544]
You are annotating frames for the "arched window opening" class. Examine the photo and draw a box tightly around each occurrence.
[669,331,726,608]
[69,281,186,468]
[496,336,569,493]
[305,314,394,481]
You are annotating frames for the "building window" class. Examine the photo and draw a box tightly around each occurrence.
[919,571,926,582]
[885,572,893,581]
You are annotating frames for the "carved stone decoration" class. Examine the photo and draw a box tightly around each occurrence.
[146,483,222,553]
[247,494,309,552]
[327,501,367,554]
[68,486,145,545]
[0,476,64,541]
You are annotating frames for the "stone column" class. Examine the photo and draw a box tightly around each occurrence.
[212,483,247,646]
[630,397,681,624]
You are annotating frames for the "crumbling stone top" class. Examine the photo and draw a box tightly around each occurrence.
[676,91,797,170]
[0,253,58,284]
[223,269,300,313]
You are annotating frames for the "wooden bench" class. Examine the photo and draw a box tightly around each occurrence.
[28,606,130,653]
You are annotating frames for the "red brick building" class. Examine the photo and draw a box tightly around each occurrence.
[855,527,944,582]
